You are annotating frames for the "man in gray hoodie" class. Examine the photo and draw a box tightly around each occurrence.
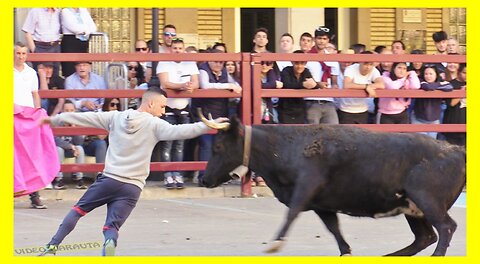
[38,87,228,256]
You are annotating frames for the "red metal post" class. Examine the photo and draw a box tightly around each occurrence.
[240,52,252,196]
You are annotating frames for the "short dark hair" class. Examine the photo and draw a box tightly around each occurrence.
[391,40,406,50]
[410,49,424,55]
[432,31,448,42]
[360,50,373,55]
[254,27,269,37]
[281,33,294,43]
[15,41,27,48]
[350,43,366,54]
[300,32,313,39]
[374,45,387,54]
[212,42,227,52]
[163,24,176,31]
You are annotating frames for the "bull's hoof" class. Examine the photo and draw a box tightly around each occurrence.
[264,240,284,254]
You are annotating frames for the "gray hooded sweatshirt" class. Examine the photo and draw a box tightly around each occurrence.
[51,109,210,190]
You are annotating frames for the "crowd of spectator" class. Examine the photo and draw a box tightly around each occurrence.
[18,8,466,192]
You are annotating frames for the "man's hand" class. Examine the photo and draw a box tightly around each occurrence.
[228,84,242,94]
[39,117,52,126]
[303,78,317,89]
[365,85,377,97]
[214,117,230,124]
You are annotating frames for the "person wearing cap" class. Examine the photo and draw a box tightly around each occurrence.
[305,26,340,125]
[22,8,62,75]
[37,61,65,116]
[65,61,106,112]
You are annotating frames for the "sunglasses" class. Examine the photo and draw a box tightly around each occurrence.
[163,32,177,37]
[261,61,274,66]
[135,47,148,51]
[316,26,330,33]
[110,102,120,108]
[128,66,137,70]
[171,37,184,42]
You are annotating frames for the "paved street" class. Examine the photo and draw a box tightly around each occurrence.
[14,190,466,256]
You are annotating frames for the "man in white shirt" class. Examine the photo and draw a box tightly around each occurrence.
[22,8,62,75]
[14,43,40,108]
[337,51,385,124]
[14,42,45,209]
[156,37,199,189]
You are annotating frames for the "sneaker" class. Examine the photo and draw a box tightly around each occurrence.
[102,239,116,256]
[44,183,53,190]
[30,196,47,209]
[72,173,84,181]
[175,175,185,189]
[52,179,66,190]
[38,244,57,256]
[164,176,175,189]
[75,179,87,189]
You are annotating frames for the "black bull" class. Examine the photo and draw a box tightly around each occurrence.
[201,117,466,256]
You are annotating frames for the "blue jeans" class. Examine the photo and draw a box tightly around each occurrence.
[160,113,190,178]
[197,134,214,180]
[411,112,440,139]
[84,139,107,163]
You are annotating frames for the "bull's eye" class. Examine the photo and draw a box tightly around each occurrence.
[213,143,224,153]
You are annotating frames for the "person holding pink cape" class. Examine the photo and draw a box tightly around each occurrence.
[14,42,60,208]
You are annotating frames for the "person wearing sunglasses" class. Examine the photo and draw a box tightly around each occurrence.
[156,37,200,189]
[159,24,177,53]
[134,39,151,78]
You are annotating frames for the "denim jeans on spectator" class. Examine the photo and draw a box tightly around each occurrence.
[411,112,440,139]
[160,113,190,178]
[84,139,107,163]
[197,134,214,181]
[56,146,85,179]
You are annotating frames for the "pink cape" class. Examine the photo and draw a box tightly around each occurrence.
[14,105,60,197]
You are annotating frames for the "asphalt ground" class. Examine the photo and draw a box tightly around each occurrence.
[14,190,466,256]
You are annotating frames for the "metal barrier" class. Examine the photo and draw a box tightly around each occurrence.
[30,52,466,196]
[105,62,129,110]
[88,32,109,77]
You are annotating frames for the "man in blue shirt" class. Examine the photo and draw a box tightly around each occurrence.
[65,61,107,112]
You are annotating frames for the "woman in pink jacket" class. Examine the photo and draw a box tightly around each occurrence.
[378,62,420,124]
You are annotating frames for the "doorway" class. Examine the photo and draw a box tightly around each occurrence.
[240,8,275,52]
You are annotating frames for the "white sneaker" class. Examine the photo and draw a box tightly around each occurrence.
[164,176,175,189]
[44,183,53,190]
[174,175,184,189]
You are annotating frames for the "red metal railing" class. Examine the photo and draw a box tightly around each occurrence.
[29,52,466,196]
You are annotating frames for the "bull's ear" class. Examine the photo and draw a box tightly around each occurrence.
[229,115,245,137]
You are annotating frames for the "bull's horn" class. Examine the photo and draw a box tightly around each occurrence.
[197,108,230,130]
